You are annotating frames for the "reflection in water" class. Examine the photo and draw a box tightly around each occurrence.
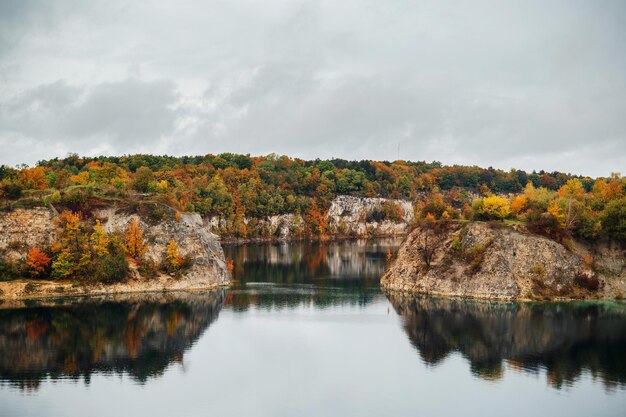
[223,238,402,311]
[386,292,626,390]
[0,290,226,391]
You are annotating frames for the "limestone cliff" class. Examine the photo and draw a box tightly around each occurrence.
[0,206,230,299]
[0,208,57,264]
[381,222,626,300]
[207,195,414,239]
[95,207,230,286]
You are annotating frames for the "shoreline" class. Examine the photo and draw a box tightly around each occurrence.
[381,285,626,303]
[0,276,230,302]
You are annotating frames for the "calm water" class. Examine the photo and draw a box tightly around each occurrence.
[1,238,625,417]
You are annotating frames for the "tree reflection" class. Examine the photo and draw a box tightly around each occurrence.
[386,292,626,390]
[223,238,401,311]
[0,290,226,391]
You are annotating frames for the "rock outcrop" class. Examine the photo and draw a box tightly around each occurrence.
[327,195,414,236]
[95,208,230,286]
[206,195,414,240]
[381,222,626,300]
[0,206,231,299]
[0,208,57,263]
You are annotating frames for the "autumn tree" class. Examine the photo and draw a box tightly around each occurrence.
[90,220,110,256]
[18,167,48,190]
[125,219,147,259]
[415,213,446,268]
[304,202,328,236]
[165,240,183,273]
[510,194,528,214]
[26,247,51,277]
[472,196,510,220]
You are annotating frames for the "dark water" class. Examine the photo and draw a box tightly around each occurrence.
[1,238,625,417]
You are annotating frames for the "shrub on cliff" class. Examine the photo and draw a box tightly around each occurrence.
[91,253,129,284]
[0,258,19,281]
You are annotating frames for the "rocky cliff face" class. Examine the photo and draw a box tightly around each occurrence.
[0,208,57,263]
[0,206,230,298]
[381,222,626,300]
[96,208,230,287]
[207,195,414,239]
[327,195,414,236]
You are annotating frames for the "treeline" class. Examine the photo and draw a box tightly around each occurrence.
[1,152,598,212]
[0,152,623,241]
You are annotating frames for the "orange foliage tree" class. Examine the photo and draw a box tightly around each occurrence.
[19,167,48,190]
[125,219,147,259]
[26,247,51,277]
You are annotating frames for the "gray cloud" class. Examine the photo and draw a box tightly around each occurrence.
[0,0,625,176]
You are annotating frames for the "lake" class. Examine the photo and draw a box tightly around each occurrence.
[1,238,625,417]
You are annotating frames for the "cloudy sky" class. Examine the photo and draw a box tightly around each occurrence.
[0,0,624,176]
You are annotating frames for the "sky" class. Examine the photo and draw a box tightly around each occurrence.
[0,0,624,177]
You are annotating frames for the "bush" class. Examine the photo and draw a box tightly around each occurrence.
[1,183,22,199]
[92,253,129,284]
[138,259,159,279]
[0,258,19,281]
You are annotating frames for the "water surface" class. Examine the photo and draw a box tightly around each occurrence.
[1,238,625,416]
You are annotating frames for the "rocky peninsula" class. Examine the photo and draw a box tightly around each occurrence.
[381,222,626,300]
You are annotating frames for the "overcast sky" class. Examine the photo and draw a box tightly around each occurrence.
[0,0,624,176]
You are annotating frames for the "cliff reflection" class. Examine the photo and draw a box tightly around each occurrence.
[386,292,626,390]
[224,238,401,285]
[0,290,226,391]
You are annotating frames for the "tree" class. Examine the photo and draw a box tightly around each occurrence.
[473,196,510,220]
[26,247,51,277]
[558,178,584,200]
[133,166,154,192]
[90,220,110,256]
[18,167,48,190]
[304,202,328,236]
[510,194,528,214]
[601,197,626,242]
[51,249,76,279]
[415,214,446,268]
[125,219,147,259]
[165,240,183,272]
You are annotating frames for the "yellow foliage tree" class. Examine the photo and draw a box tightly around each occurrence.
[165,240,183,271]
[478,196,510,220]
[547,200,565,227]
[57,211,81,251]
[90,220,110,256]
[557,179,585,200]
[125,218,147,259]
